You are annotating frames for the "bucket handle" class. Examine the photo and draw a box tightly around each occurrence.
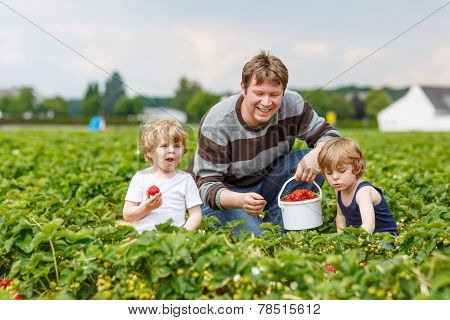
[277,176,322,208]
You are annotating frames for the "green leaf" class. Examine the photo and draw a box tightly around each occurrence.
[41,218,64,236]
[30,231,49,250]
[4,237,16,253]
[29,252,53,268]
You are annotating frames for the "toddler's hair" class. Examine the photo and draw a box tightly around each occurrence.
[318,137,366,178]
[139,119,188,163]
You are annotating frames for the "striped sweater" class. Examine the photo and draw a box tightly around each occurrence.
[188,89,340,210]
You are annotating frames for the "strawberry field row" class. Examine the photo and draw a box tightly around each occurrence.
[0,129,448,299]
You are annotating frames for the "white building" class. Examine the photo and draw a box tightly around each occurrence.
[0,88,20,97]
[138,106,187,123]
[377,85,450,132]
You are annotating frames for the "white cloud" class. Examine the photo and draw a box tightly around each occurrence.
[0,1,448,96]
[378,46,450,87]
[291,42,330,57]
[172,25,253,91]
[0,27,23,64]
[342,47,390,65]
[431,46,450,83]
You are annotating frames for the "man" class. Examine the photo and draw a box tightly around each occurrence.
[189,50,340,235]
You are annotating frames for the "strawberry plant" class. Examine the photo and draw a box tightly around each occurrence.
[0,129,448,300]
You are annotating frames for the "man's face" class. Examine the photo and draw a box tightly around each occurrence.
[240,76,284,127]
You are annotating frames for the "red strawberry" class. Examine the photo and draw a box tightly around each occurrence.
[281,189,317,202]
[147,185,160,198]
[306,191,316,199]
[0,279,10,288]
[13,293,24,300]
[325,264,336,273]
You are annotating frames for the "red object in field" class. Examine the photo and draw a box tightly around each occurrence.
[281,189,317,202]
[325,264,337,273]
[0,279,10,288]
[13,293,24,300]
[147,185,160,198]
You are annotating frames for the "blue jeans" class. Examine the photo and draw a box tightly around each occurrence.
[201,148,325,236]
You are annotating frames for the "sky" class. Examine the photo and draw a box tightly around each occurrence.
[0,0,449,99]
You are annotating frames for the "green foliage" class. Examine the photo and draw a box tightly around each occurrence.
[328,93,355,120]
[80,83,101,116]
[186,91,221,122]
[0,87,35,116]
[299,89,328,117]
[139,96,173,108]
[113,96,143,116]
[365,89,393,118]
[299,90,354,119]
[0,129,448,300]
[102,71,126,115]
[0,95,13,114]
[36,96,69,116]
[173,77,202,112]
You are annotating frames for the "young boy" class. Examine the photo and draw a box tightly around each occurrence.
[317,137,398,235]
[123,120,202,233]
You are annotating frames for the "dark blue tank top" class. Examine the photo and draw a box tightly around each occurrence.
[337,181,398,234]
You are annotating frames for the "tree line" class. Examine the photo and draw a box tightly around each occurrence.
[0,72,401,123]
[171,77,397,122]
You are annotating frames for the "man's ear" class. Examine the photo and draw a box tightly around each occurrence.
[240,81,246,95]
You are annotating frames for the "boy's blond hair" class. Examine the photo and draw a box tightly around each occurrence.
[242,50,289,92]
[318,137,366,178]
[139,119,188,163]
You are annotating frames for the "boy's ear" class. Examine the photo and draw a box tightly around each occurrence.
[356,161,364,176]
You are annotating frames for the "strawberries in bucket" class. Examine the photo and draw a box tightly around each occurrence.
[277,177,323,230]
[281,189,317,202]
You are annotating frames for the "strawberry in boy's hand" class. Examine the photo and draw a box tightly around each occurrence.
[147,185,160,198]
[281,189,317,202]
[145,185,162,211]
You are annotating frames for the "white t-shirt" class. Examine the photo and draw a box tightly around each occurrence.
[125,168,202,233]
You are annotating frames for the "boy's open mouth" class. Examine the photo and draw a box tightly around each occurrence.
[166,157,175,163]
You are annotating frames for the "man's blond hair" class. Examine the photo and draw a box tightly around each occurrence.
[139,119,188,163]
[318,137,366,178]
[241,50,289,92]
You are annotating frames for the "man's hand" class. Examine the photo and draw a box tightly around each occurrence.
[240,192,267,216]
[295,143,324,183]
[144,192,163,211]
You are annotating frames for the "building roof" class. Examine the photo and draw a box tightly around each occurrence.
[0,88,20,97]
[421,86,450,113]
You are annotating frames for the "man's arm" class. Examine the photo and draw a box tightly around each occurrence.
[294,97,340,182]
[220,189,266,216]
[295,141,325,182]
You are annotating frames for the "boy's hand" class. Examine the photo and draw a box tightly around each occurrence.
[241,192,266,216]
[144,192,162,211]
